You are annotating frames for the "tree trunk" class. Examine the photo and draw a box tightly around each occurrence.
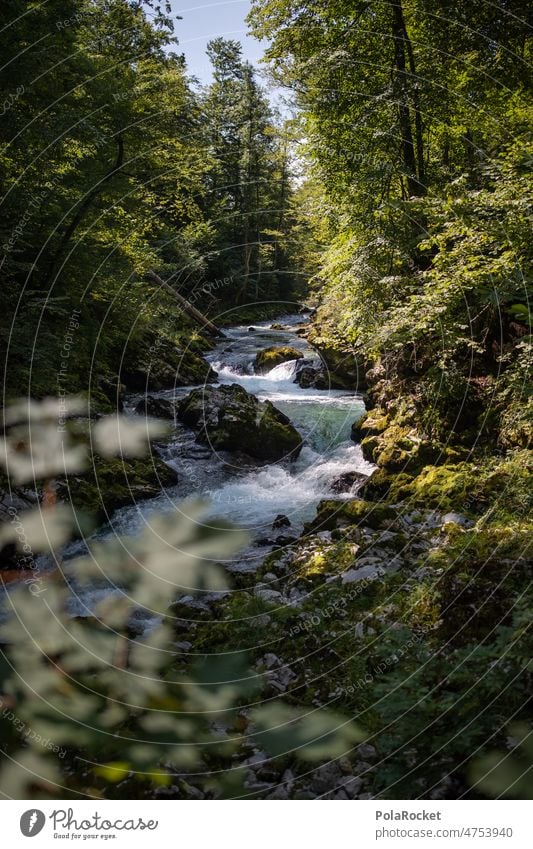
[399,11,426,191]
[391,2,424,197]
[147,271,226,338]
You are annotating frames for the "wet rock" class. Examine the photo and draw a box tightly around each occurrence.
[177,384,303,461]
[170,595,214,620]
[254,345,304,374]
[307,762,347,796]
[250,614,272,628]
[56,454,178,522]
[135,396,176,419]
[262,572,279,586]
[307,342,368,390]
[257,654,297,694]
[330,471,368,494]
[442,512,473,527]
[173,640,193,652]
[272,514,291,529]
[294,364,328,389]
[274,535,298,546]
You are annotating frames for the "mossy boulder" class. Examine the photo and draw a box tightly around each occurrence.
[177,384,303,461]
[359,421,442,472]
[121,338,217,392]
[305,499,396,533]
[135,396,176,419]
[57,454,178,522]
[360,468,413,500]
[351,410,389,442]
[380,451,532,514]
[254,346,304,374]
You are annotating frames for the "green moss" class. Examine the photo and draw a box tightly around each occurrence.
[381,450,532,515]
[306,499,396,533]
[57,454,177,521]
[420,519,532,643]
[179,385,303,460]
[254,346,304,373]
[352,410,389,441]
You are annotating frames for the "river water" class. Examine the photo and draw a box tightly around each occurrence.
[110,314,372,537]
[2,315,374,618]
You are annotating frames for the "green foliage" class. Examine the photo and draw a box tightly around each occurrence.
[0,3,303,401]
[0,398,362,798]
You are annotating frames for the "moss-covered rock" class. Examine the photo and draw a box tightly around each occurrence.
[177,384,303,461]
[377,451,531,514]
[305,499,396,533]
[57,454,178,521]
[353,406,443,473]
[254,346,304,373]
[351,410,389,441]
[135,396,176,419]
[120,337,217,392]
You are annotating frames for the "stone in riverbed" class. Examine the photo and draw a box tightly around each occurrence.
[330,471,368,494]
[177,383,303,461]
[254,345,304,374]
[294,364,328,389]
[272,514,291,529]
[135,395,176,419]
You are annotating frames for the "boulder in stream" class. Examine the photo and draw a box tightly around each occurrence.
[294,363,328,389]
[272,514,291,529]
[177,384,303,461]
[330,471,368,494]
[135,396,176,419]
[254,345,304,374]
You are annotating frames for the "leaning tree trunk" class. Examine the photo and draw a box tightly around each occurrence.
[147,271,226,338]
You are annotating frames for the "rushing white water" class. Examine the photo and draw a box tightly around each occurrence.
[204,443,374,528]
[89,315,371,540]
[0,315,373,620]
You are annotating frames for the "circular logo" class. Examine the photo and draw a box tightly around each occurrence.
[20,810,46,837]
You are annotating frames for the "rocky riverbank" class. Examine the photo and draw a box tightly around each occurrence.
[1,313,529,800]
[163,327,531,800]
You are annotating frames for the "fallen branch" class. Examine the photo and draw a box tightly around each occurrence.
[147,271,226,338]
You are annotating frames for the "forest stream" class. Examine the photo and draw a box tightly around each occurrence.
[3,315,373,628]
